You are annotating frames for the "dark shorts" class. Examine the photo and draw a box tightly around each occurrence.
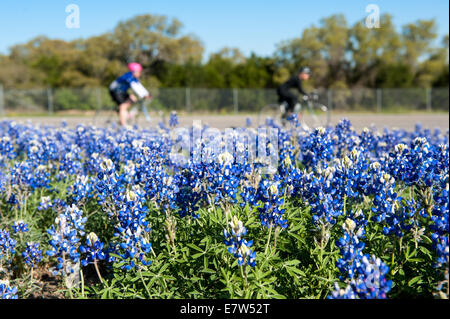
[109,89,130,109]
[277,88,297,112]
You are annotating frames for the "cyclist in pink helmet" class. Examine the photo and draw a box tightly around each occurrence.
[128,62,143,73]
[109,62,151,126]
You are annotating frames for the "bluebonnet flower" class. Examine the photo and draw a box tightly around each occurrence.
[430,175,449,268]
[175,165,203,219]
[93,156,125,206]
[224,216,256,267]
[153,171,179,212]
[22,242,43,268]
[50,198,69,214]
[80,232,106,266]
[26,139,45,163]
[370,172,401,223]
[0,170,6,194]
[37,196,53,211]
[256,179,288,229]
[332,208,392,299]
[59,147,83,176]
[335,210,367,279]
[299,166,344,226]
[169,111,179,128]
[0,280,18,299]
[329,255,392,299]
[12,220,29,234]
[333,118,358,158]
[0,136,16,165]
[359,127,378,157]
[10,161,51,195]
[123,160,137,184]
[300,148,369,227]
[68,175,93,204]
[336,210,367,278]
[286,112,298,124]
[299,126,334,168]
[351,255,393,299]
[239,165,261,209]
[110,186,152,269]
[204,152,241,208]
[264,117,276,128]
[0,229,16,262]
[277,139,296,182]
[46,204,86,276]
[382,199,419,237]
[387,138,440,188]
[159,121,168,130]
[328,282,357,299]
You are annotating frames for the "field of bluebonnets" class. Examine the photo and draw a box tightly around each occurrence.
[0,114,448,299]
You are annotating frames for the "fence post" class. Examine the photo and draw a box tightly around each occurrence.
[47,88,54,115]
[96,87,102,111]
[233,88,239,114]
[0,84,4,116]
[186,88,191,113]
[426,87,432,111]
[327,89,333,111]
[376,88,382,113]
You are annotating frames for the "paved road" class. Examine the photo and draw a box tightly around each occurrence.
[2,113,448,132]
[166,113,449,132]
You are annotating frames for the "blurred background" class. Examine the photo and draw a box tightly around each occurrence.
[0,0,448,128]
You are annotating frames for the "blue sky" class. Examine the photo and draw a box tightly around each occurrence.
[0,0,448,58]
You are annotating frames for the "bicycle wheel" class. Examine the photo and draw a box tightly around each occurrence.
[299,101,330,130]
[93,105,117,127]
[132,100,167,128]
[258,103,284,126]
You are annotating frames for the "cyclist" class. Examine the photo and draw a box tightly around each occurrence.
[276,67,311,121]
[109,63,151,126]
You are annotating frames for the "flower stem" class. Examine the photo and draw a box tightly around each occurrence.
[240,263,248,297]
[273,227,279,252]
[138,267,151,298]
[79,268,85,298]
[94,260,104,284]
[265,223,273,255]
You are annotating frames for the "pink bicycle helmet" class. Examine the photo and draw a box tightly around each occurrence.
[128,62,143,72]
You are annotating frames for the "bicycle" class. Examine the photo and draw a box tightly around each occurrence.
[258,92,330,129]
[93,98,167,128]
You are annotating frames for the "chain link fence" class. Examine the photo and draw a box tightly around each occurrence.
[0,85,448,115]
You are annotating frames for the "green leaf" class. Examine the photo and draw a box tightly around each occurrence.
[192,252,204,259]
[186,243,203,252]
[283,260,301,267]
[201,268,216,274]
[407,258,422,263]
[418,246,432,258]
[101,289,109,299]
[408,276,422,286]
[421,235,433,245]
[286,266,306,276]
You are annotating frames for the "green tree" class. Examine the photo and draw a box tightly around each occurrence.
[349,14,402,87]
[402,19,438,70]
[275,14,350,88]
[112,14,204,66]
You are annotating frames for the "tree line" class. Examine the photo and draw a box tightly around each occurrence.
[0,13,448,90]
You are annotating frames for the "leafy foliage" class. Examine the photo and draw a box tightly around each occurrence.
[0,118,448,299]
